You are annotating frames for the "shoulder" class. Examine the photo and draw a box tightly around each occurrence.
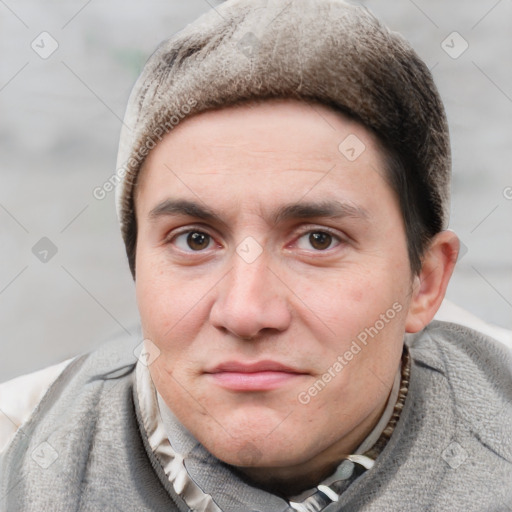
[0,330,140,455]
[0,359,73,454]
[0,335,184,511]
[407,319,512,382]
[434,298,512,350]
[406,320,512,462]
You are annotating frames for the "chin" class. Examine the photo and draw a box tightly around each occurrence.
[196,425,310,468]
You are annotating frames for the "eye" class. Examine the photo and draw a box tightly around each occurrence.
[172,230,214,252]
[296,230,341,251]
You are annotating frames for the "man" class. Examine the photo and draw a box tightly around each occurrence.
[1,0,511,510]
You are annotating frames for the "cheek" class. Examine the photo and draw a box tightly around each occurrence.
[135,253,182,339]
[135,253,215,356]
[293,263,409,382]
[296,265,400,333]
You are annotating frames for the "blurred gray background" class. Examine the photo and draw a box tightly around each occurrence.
[1,0,511,381]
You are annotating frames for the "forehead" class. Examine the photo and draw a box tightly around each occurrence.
[135,98,391,216]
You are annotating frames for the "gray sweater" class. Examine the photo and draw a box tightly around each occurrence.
[1,321,511,511]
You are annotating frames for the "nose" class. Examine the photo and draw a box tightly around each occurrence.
[209,251,292,341]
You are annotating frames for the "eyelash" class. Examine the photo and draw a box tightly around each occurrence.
[166,225,345,254]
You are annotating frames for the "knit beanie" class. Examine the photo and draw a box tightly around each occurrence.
[114,0,451,278]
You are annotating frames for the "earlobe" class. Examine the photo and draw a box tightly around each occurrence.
[405,230,460,333]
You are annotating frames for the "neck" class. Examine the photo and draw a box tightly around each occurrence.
[236,458,341,497]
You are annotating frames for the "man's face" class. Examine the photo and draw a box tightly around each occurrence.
[134,99,414,471]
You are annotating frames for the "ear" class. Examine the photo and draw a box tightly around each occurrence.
[405,230,460,333]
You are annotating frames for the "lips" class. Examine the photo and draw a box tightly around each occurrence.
[209,360,300,374]
[205,360,306,391]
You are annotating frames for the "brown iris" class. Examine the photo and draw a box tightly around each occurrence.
[309,232,332,250]
[187,232,210,250]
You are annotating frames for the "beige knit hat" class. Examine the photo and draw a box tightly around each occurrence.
[114,0,450,277]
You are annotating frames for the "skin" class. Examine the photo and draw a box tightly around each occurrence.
[134,98,459,495]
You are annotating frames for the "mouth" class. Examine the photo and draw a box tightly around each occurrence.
[204,360,307,392]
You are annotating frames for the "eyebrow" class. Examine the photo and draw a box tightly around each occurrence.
[148,198,369,225]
